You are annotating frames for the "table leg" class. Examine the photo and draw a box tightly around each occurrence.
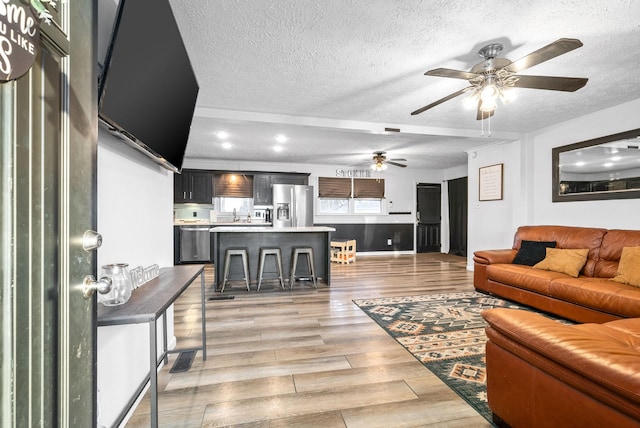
[162,315,169,365]
[149,320,158,428]
[200,271,207,360]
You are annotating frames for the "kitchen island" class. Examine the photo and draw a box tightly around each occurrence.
[210,226,336,289]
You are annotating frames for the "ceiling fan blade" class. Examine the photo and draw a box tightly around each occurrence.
[390,158,407,162]
[411,88,469,115]
[387,161,407,168]
[425,68,480,80]
[505,38,583,73]
[512,75,588,92]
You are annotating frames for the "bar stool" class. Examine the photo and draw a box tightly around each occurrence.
[221,247,250,292]
[257,247,285,291]
[290,247,316,289]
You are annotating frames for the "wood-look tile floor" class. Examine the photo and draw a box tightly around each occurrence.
[125,253,492,427]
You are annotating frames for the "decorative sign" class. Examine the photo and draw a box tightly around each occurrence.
[479,163,504,201]
[336,169,372,178]
[129,264,160,290]
[0,0,40,82]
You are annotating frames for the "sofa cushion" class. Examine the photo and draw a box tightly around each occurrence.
[512,225,607,277]
[594,229,640,278]
[550,277,640,318]
[612,246,640,287]
[487,263,568,295]
[512,240,557,266]
[533,248,589,277]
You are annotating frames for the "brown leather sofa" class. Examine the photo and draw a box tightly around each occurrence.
[474,225,640,323]
[482,308,640,428]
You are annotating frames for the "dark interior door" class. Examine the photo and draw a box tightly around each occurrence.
[417,183,441,253]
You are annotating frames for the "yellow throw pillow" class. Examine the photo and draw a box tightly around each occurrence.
[533,248,589,278]
[611,246,640,287]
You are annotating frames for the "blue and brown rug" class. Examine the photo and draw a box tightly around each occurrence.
[353,291,568,423]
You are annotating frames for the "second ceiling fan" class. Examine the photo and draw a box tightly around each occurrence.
[411,38,588,120]
[370,151,406,170]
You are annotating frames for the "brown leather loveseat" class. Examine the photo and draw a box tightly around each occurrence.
[474,225,640,323]
[482,308,640,427]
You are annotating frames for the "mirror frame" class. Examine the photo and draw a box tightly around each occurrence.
[552,127,640,202]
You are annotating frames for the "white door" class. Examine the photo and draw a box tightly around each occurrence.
[0,1,97,426]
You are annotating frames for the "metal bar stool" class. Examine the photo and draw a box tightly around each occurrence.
[290,247,316,289]
[221,247,250,292]
[257,247,285,291]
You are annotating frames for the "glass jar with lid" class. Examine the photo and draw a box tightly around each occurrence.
[98,263,132,306]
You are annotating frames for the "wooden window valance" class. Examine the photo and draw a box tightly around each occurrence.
[318,177,352,198]
[353,178,385,198]
[214,174,253,197]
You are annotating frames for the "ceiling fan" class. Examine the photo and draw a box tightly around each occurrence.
[370,151,407,171]
[411,38,588,120]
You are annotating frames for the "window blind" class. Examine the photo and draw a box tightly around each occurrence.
[214,174,254,197]
[318,177,352,198]
[353,178,385,198]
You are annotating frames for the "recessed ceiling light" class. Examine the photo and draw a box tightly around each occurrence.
[216,131,229,139]
[273,145,284,152]
[275,134,288,143]
[222,142,232,149]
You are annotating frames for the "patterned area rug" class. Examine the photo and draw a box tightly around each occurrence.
[353,291,568,423]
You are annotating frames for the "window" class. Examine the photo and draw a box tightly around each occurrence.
[354,199,383,213]
[318,177,385,214]
[318,198,350,214]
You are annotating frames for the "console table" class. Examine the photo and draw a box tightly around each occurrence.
[97,264,206,428]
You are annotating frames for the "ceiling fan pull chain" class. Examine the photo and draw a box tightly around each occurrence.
[488,113,492,137]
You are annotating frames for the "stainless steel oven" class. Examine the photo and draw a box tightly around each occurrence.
[179,226,211,263]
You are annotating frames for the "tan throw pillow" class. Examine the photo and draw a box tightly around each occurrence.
[533,248,589,277]
[611,246,640,287]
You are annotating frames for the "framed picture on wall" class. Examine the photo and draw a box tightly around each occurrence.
[479,163,503,201]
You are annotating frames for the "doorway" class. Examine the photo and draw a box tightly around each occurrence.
[416,183,441,253]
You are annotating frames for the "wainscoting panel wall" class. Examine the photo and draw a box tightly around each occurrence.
[317,223,414,252]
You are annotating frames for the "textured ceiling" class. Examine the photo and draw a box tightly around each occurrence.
[167,0,640,170]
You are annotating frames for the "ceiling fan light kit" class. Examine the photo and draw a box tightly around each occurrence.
[369,151,407,171]
[411,38,588,123]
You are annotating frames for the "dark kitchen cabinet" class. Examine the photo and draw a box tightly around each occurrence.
[253,173,309,205]
[253,174,273,205]
[174,170,213,203]
[273,174,308,186]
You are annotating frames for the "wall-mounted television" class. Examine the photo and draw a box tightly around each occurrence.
[98,0,199,173]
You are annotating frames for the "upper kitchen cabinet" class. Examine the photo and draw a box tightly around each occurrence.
[253,173,310,205]
[253,174,273,205]
[174,170,213,203]
[273,173,309,186]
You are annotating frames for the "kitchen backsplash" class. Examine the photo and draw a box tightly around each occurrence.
[174,204,214,221]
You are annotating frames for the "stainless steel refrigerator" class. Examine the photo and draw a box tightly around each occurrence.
[272,184,314,227]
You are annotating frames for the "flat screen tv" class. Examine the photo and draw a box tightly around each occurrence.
[98,0,199,173]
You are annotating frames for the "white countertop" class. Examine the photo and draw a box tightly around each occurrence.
[210,226,335,233]
[175,221,271,226]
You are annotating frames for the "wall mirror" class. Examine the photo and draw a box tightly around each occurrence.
[552,128,640,202]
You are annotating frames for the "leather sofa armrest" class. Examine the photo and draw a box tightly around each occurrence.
[482,308,640,404]
[473,249,516,265]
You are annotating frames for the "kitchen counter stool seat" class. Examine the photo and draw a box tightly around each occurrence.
[221,247,251,292]
[257,247,285,291]
[290,247,316,289]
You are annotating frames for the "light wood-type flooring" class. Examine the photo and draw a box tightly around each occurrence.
[125,253,492,427]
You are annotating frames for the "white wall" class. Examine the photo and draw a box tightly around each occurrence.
[530,98,640,229]
[96,132,174,427]
[467,98,640,269]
